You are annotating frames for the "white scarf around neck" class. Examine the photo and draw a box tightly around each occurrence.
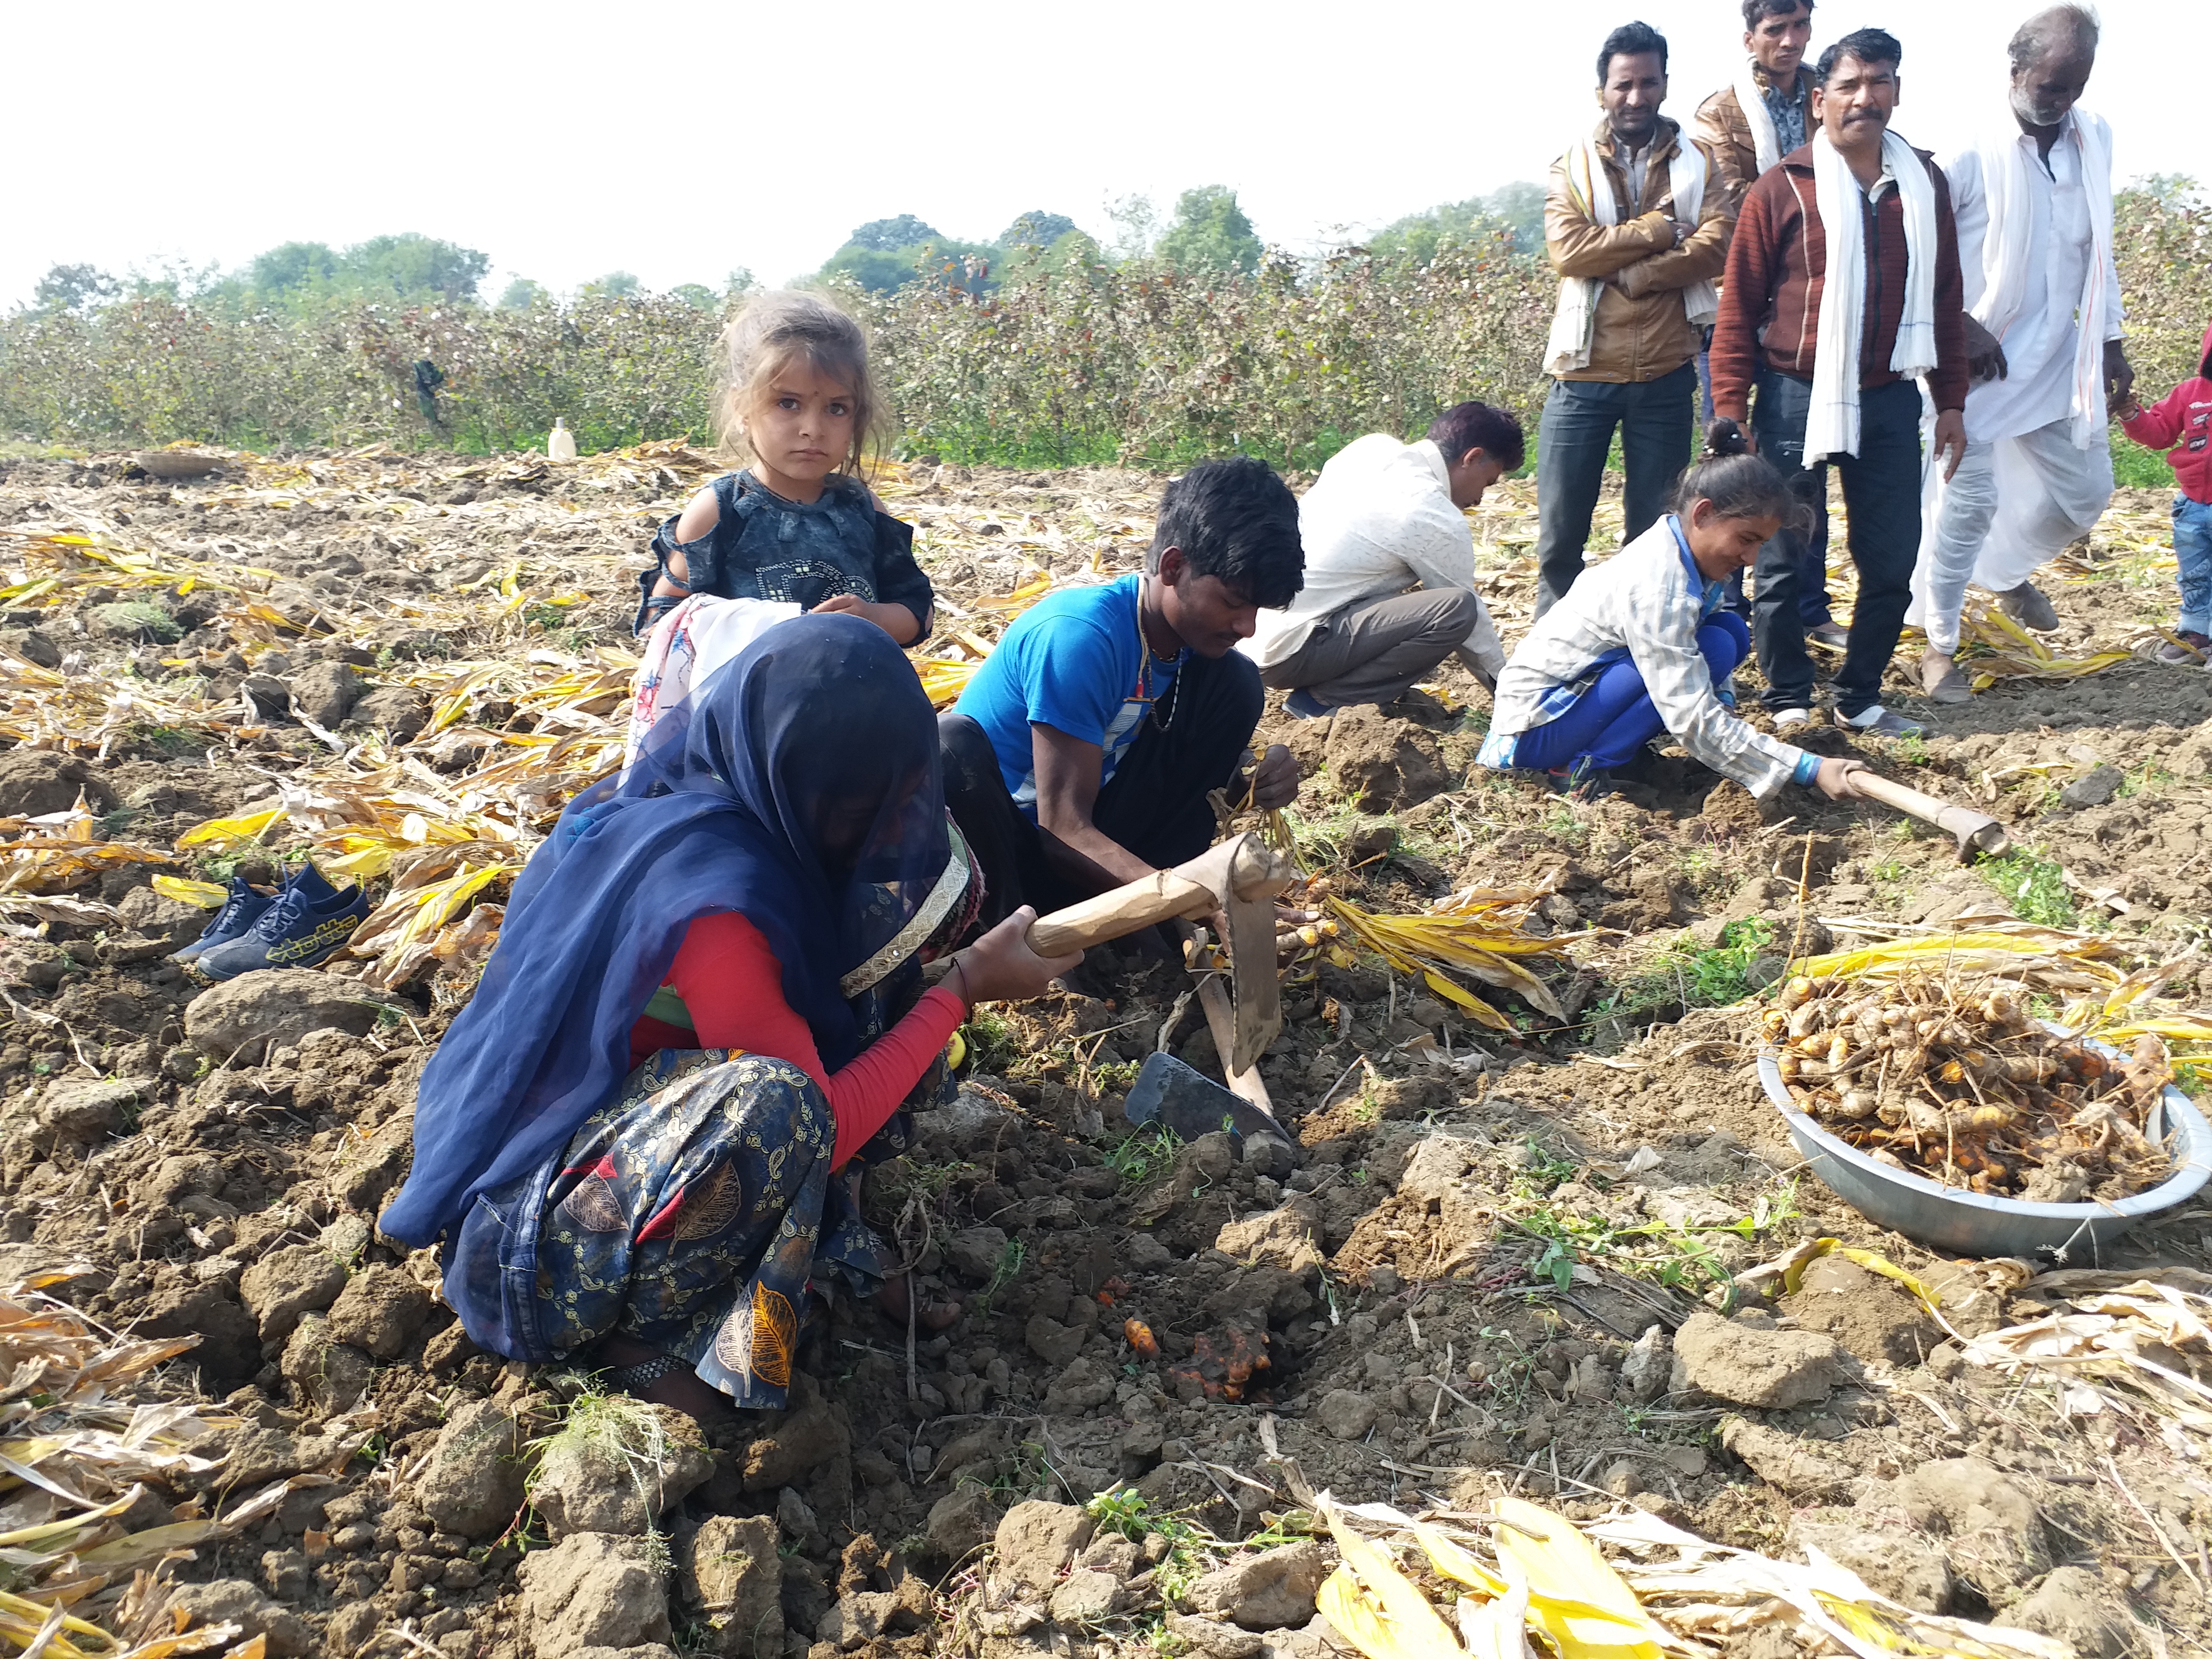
[1967,106,2115,448]
[1733,60,1783,175]
[1544,126,1719,378]
[1805,126,1938,462]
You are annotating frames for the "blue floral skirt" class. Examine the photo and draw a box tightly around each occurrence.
[445,1047,899,1409]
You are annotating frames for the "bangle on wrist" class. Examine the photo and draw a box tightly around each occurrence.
[948,956,973,1009]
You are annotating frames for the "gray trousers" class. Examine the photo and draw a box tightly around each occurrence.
[1258,588,1483,708]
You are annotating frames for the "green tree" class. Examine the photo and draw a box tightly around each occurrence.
[1155,186,1262,275]
[725,267,759,296]
[496,277,547,310]
[821,247,926,293]
[586,271,642,298]
[345,234,489,302]
[670,283,718,310]
[246,241,343,295]
[1369,183,1545,266]
[848,215,941,252]
[998,211,1079,247]
[32,263,118,311]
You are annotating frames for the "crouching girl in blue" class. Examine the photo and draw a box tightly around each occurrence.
[1480,432,1868,804]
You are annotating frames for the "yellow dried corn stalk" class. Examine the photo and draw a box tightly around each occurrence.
[1325,884,1575,1031]
[1314,1494,2072,1659]
[1960,601,2132,688]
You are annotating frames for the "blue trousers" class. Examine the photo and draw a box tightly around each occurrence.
[2175,496,2212,637]
[1513,614,1750,773]
[1534,363,1696,615]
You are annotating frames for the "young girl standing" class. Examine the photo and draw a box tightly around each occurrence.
[1479,428,1867,802]
[635,291,934,644]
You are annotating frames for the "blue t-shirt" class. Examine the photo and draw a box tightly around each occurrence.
[954,574,1182,817]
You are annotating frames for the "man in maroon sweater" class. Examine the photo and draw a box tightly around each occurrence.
[1711,27,1969,739]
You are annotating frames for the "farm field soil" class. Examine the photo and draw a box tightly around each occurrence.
[0,444,2206,1658]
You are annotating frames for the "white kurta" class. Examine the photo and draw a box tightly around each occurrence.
[1951,134,2116,444]
[1911,112,2122,638]
[1242,434,1504,680]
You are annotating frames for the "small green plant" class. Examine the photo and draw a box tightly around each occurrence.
[963,1007,1018,1073]
[1979,850,2076,927]
[1594,916,1774,1032]
[528,1383,676,1572]
[1891,733,1932,767]
[1540,802,1588,846]
[972,1237,1027,1318]
[1085,1486,1206,1600]
[1104,1124,1181,1184]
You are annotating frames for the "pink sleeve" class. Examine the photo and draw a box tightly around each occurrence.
[827,987,966,1170]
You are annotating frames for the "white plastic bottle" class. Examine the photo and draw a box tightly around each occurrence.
[548,417,577,463]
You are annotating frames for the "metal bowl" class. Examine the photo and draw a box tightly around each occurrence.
[1757,1041,2212,1262]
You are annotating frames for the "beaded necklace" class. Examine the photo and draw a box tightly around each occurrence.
[1134,579,1187,733]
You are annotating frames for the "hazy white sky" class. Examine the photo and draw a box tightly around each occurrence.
[6,0,2192,308]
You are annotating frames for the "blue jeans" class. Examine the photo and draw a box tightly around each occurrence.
[1513,614,1750,774]
[1535,362,1696,615]
[2176,496,2212,637]
[1749,373,1922,719]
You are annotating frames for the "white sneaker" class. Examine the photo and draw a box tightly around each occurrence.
[1772,707,1813,733]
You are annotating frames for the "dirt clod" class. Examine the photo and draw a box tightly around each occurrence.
[417,1399,528,1539]
[237,1242,346,1342]
[993,1499,1094,1595]
[684,1513,782,1657]
[1671,1310,1841,1408]
[518,1531,673,1654]
[183,969,397,1065]
[1791,1254,1936,1366]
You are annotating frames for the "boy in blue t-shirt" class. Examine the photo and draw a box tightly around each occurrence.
[946,457,1307,917]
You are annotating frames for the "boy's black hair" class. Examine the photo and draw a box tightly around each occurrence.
[1598,21,1669,84]
[1427,402,1526,472]
[1816,27,1902,84]
[1742,0,1813,30]
[1149,457,1305,610]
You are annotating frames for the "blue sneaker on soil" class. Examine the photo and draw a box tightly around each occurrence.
[171,878,276,964]
[194,861,370,980]
[1283,689,1333,720]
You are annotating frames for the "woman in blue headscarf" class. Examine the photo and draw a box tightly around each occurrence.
[381,614,1076,1417]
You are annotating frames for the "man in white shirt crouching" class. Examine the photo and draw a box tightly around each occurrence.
[1242,402,1523,718]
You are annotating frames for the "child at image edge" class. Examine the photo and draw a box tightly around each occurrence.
[1479,424,1869,805]
[634,290,934,644]
[2116,321,2212,663]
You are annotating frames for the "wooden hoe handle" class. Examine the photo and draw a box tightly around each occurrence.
[1025,836,1291,957]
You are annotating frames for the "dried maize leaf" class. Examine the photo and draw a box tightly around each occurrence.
[149,876,228,910]
[176,807,287,849]
[1492,1498,1669,1659]
[1421,969,1512,1032]
[1317,1504,1464,1659]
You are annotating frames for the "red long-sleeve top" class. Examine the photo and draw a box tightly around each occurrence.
[629,912,965,1170]
[1709,143,1968,423]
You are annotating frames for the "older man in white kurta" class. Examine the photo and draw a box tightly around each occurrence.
[1910,5,2133,702]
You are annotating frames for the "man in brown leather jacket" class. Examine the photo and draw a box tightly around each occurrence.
[1536,21,1735,616]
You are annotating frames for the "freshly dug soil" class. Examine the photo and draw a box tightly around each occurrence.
[0,449,2204,1658]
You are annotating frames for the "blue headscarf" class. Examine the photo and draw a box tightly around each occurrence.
[381,613,946,1248]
